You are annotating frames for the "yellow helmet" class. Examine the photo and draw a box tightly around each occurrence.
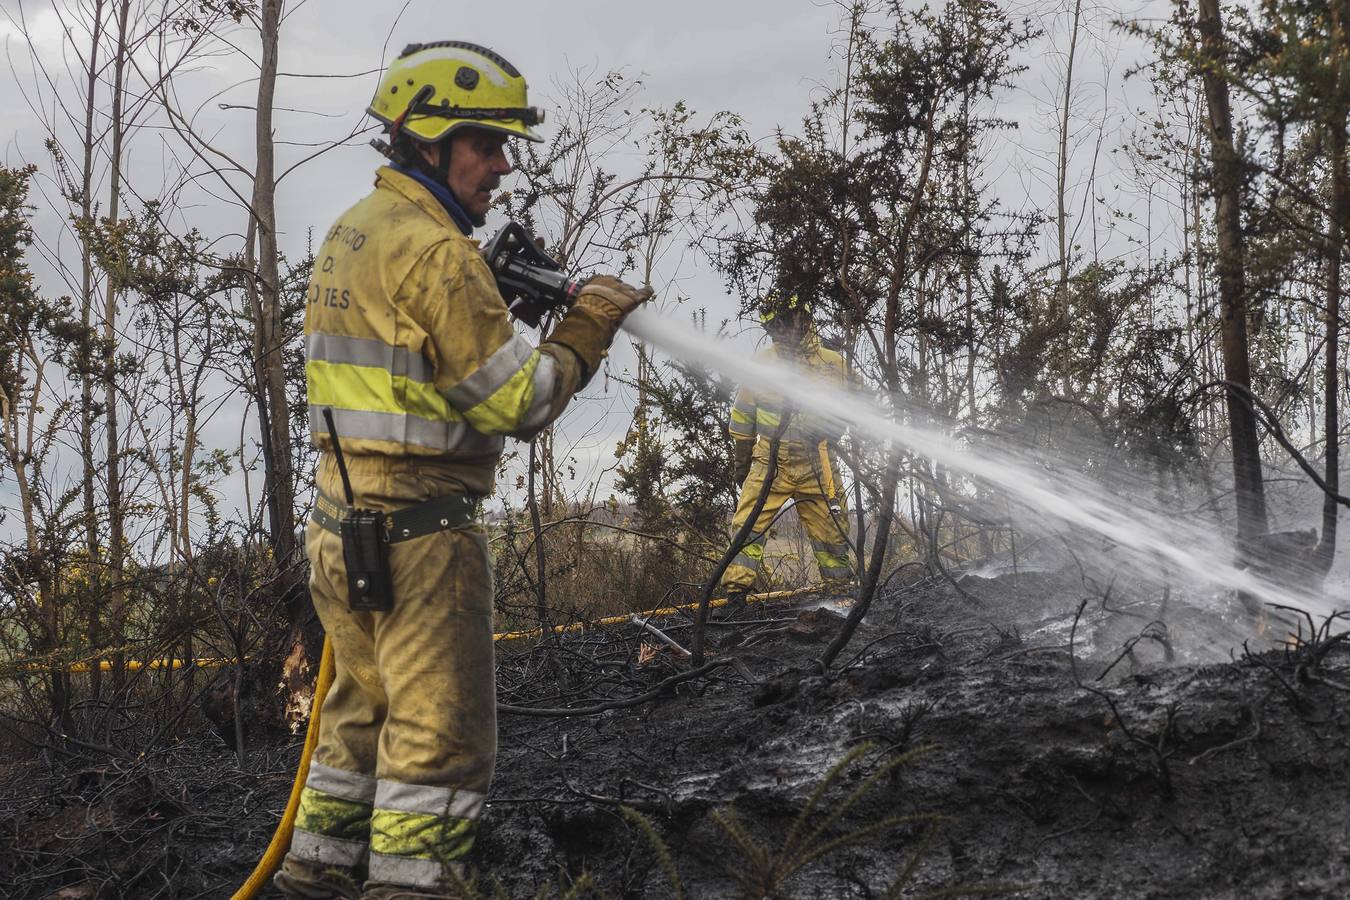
[759,293,813,325]
[368,41,544,144]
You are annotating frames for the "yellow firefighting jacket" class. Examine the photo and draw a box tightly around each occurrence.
[304,166,587,495]
[727,333,846,448]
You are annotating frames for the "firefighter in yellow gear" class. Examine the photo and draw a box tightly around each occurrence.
[719,296,856,598]
[275,41,652,899]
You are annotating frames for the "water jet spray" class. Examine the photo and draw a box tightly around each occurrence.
[619,308,1344,658]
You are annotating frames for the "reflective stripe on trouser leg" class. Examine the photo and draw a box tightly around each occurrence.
[797,493,855,586]
[721,454,793,592]
[290,761,377,867]
[812,541,855,583]
[731,532,769,572]
[722,533,768,592]
[280,521,387,888]
[368,524,497,891]
[368,780,487,886]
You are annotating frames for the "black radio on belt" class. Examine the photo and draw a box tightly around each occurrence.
[322,409,394,612]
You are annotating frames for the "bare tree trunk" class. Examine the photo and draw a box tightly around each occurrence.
[1318,2,1348,570]
[78,0,107,570]
[821,106,939,671]
[6,368,73,734]
[74,0,108,713]
[834,1,869,566]
[527,440,550,634]
[1057,0,1083,394]
[0,357,63,730]
[249,0,297,570]
[246,0,316,714]
[1196,0,1268,552]
[103,0,132,695]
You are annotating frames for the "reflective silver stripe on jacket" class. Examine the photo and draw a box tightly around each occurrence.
[517,353,561,435]
[444,333,562,437]
[444,334,535,409]
[310,406,503,455]
[306,332,434,383]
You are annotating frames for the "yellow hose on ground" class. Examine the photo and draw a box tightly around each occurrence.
[17,590,815,673]
[232,586,816,897]
[68,657,240,672]
[232,636,335,900]
[13,656,243,675]
[492,587,817,642]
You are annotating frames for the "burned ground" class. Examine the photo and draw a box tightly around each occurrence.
[3,572,1349,899]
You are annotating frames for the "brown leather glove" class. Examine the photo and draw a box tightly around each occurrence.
[544,276,653,379]
[572,275,653,329]
[733,438,754,486]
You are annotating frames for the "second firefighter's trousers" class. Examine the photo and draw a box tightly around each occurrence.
[279,455,495,897]
[720,441,854,592]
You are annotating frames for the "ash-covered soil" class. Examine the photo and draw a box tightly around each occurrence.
[4,571,1349,899]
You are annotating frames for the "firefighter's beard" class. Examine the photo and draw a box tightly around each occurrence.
[450,186,490,228]
[470,186,500,228]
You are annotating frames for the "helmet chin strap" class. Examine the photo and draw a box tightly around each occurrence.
[373,133,456,194]
[435,139,453,182]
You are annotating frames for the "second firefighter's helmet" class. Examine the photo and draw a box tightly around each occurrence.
[368,41,544,143]
[759,293,814,326]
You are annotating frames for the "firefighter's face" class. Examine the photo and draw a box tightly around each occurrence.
[768,310,809,347]
[422,128,513,226]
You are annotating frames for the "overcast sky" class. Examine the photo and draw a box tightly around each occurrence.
[0,0,1170,543]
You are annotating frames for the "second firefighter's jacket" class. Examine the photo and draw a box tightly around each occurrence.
[304,166,587,496]
[728,334,847,449]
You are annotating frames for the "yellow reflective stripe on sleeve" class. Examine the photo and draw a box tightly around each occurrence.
[444,334,535,409]
[460,352,543,435]
[442,334,562,437]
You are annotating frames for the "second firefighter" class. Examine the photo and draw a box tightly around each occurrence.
[719,295,856,601]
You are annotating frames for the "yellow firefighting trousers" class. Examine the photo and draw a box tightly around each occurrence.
[720,441,855,592]
[277,454,495,897]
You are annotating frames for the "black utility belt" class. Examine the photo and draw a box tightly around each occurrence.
[312,490,481,613]
[312,491,480,543]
